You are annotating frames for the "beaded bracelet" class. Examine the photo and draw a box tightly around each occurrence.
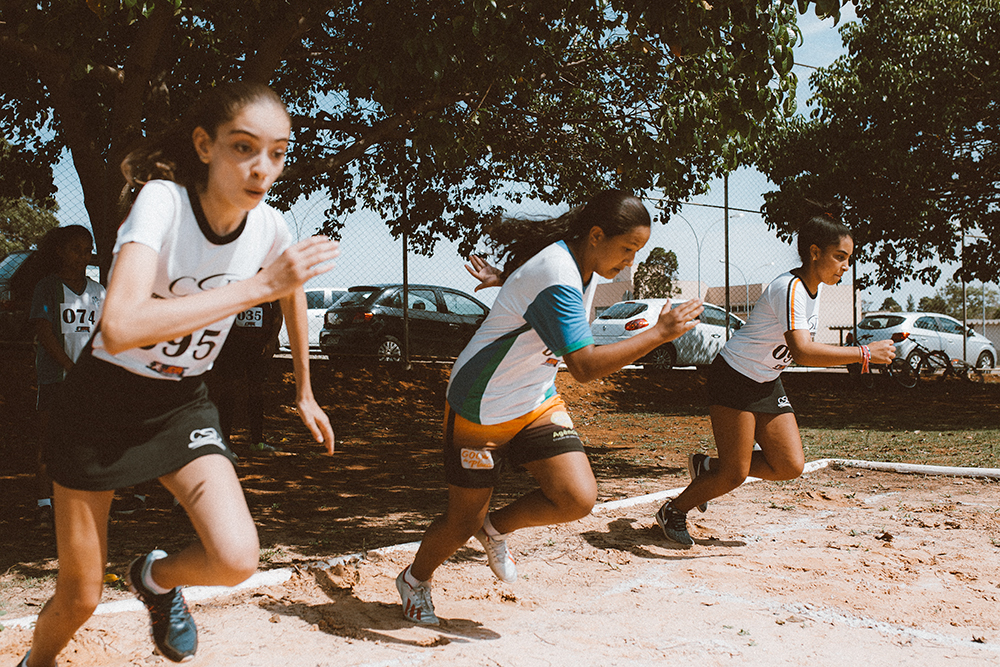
[860,344,871,374]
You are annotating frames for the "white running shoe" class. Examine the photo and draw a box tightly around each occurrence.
[396,569,439,625]
[474,528,517,583]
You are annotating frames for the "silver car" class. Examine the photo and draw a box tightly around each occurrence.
[591,299,744,371]
[278,287,348,349]
[854,311,996,369]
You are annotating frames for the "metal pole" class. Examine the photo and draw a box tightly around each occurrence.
[961,225,967,362]
[402,184,411,370]
[724,174,731,340]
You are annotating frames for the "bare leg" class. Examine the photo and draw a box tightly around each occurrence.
[152,454,259,589]
[671,407,804,513]
[410,485,493,581]
[27,484,114,667]
[489,451,597,534]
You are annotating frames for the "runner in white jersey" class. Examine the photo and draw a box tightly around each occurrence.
[19,83,340,667]
[654,202,897,547]
[396,190,704,625]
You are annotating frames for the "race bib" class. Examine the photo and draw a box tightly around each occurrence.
[461,448,495,470]
[60,305,99,335]
[235,307,264,328]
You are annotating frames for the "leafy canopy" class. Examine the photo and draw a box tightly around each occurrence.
[0,0,837,266]
[633,246,680,299]
[757,0,1000,291]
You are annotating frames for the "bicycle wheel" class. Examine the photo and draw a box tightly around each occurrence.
[888,357,917,388]
[921,351,951,381]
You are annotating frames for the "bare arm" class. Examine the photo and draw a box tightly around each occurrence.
[33,318,74,371]
[280,290,335,454]
[785,329,896,366]
[563,299,705,383]
[100,236,340,354]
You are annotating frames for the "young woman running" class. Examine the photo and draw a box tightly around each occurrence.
[655,201,896,547]
[16,82,338,667]
[396,189,705,624]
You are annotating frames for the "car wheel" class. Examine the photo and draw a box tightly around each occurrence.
[643,345,676,372]
[377,335,403,363]
[976,351,994,369]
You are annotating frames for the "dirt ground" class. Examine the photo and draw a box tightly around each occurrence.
[2,346,1000,665]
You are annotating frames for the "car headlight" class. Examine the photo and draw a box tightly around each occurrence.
[326,312,341,326]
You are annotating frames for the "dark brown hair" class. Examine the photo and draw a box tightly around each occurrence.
[121,82,288,190]
[487,189,651,278]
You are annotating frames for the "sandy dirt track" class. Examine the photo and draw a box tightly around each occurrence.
[3,465,999,667]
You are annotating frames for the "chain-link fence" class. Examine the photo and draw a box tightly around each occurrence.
[35,154,999,363]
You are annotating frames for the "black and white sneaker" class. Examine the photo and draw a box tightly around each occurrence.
[688,453,710,513]
[656,503,694,547]
[127,550,198,662]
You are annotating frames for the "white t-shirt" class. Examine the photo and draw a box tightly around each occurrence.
[447,241,596,424]
[91,180,292,380]
[719,271,821,383]
[31,275,105,384]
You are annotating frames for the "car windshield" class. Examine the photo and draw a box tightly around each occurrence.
[0,252,30,282]
[336,288,379,308]
[858,315,905,330]
[598,302,648,320]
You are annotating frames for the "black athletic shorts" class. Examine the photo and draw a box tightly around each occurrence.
[706,355,794,414]
[44,348,237,491]
[443,396,586,488]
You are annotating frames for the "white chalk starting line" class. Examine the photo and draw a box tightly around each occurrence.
[5,458,997,635]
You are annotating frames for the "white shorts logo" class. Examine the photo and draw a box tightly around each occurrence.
[550,410,574,428]
[188,427,225,450]
[777,396,791,408]
[460,448,495,470]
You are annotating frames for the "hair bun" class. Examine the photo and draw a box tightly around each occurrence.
[804,198,843,221]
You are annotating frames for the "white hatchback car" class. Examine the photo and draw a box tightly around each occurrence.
[591,299,744,371]
[853,311,996,369]
[278,287,348,349]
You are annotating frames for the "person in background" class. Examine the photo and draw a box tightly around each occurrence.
[208,297,284,454]
[25,225,104,528]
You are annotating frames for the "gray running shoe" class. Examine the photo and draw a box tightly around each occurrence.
[688,452,710,513]
[396,569,440,625]
[656,503,694,547]
[127,550,197,662]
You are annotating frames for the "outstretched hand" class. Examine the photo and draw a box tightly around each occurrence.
[868,339,897,365]
[464,255,503,292]
[654,299,704,343]
[259,236,340,300]
[298,396,335,455]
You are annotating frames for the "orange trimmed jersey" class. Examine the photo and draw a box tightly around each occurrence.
[718,271,821,382]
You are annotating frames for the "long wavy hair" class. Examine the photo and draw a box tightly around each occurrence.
[120,82,288,196]
[486,189,650,278]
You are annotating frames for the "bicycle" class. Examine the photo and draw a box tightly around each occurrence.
[847,332,917,389]
[896,334,987,384]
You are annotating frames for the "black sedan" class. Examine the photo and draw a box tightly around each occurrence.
[319,284,489,362]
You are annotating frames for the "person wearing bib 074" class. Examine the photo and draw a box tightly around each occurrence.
[25,225,104,529]
[653,201,896,547]
[16,82,340,667]
[395,189,704,625]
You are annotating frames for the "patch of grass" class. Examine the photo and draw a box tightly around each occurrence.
[800,428,1000,468]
